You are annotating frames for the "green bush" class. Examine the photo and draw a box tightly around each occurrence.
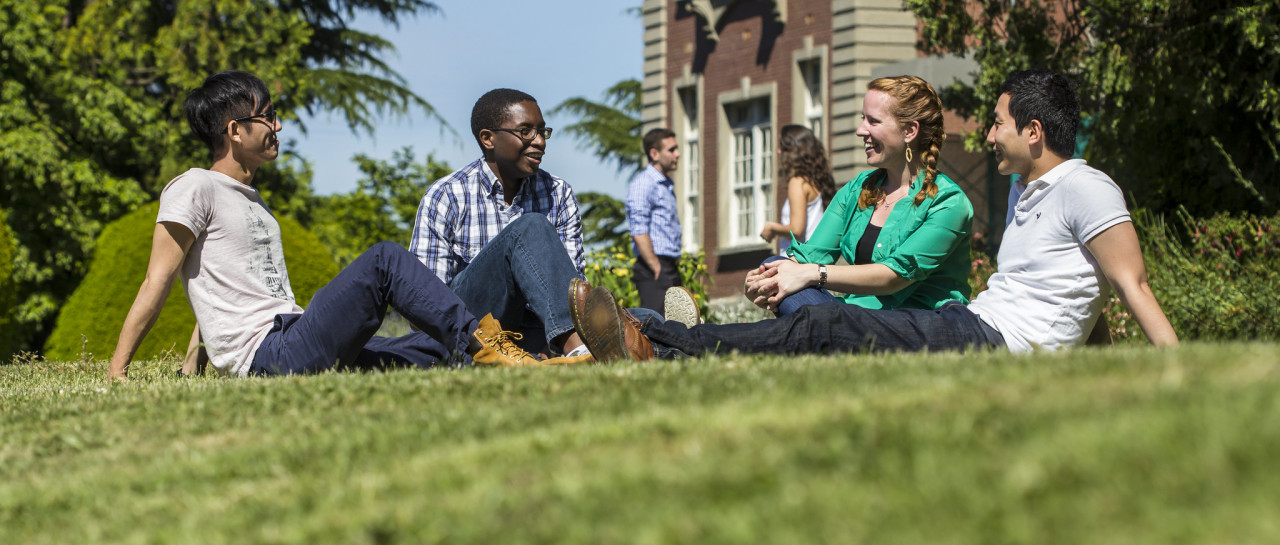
[1107,209,1280,343]
[45,202,339,361]
[0,209,18,361]
[583,244,714,322]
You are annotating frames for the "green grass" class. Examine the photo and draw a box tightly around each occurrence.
[3,344,1280,544]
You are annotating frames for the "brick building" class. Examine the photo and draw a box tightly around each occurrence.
[639,0,1007,299]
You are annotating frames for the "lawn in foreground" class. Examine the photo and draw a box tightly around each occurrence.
[2,343,1279,544]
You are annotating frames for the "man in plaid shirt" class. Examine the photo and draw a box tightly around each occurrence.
[410,88,592,357]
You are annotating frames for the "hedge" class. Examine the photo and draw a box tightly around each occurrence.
[45,202,339,361]
[0,209,17,361]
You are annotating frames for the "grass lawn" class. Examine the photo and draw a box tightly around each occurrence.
[3,343,1279,544]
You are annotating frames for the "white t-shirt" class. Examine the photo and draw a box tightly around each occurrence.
[967,159,1130,352]
[157,168,303,376]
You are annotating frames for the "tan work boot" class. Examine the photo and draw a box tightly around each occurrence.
[471,314,596,367]
[568,277,593,325]
[470,314,548,367]
[578,287,654,362]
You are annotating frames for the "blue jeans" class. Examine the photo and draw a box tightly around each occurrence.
[760,255,842,316]
[449,214,581,354]
[250,242,477,375]
[641,301,1004,357]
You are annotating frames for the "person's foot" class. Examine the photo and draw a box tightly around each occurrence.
[663,286,701,327]
[469,314,549,367]
[578,287,654,362]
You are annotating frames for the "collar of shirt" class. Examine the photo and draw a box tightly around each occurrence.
[642,163,675,187]
[476,158,546,209]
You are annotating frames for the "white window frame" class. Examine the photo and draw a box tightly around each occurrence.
[726,99,773,247]
[799,58,824,142]
[678,87,701,252]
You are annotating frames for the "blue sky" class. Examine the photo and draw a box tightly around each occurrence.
[294,1,643,200]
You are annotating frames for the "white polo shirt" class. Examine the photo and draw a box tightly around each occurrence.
[967,159,1131,352]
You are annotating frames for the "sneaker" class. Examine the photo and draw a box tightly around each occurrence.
[469,313,545,367]
[578,287,654,362]
[663,286,701,327]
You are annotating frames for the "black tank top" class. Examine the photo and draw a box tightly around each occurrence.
[855,223,882,265]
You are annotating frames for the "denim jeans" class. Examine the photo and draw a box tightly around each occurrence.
[642,301,1004,357]
[250,242,477,375]
[760,255,842,316]
[449,214,581,354]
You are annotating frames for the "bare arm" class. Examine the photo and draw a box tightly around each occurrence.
[179,324,208,375]
[108,222,196,380]
[1085,222,1178,347]
[633,234,661,279]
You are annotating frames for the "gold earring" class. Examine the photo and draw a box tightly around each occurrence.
[904,147,913,163]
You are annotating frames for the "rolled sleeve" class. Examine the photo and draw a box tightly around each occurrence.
[877,188,973,282]
[556,185,586,275]
[625,179,653,237]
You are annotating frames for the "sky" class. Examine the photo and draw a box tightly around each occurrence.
[294,1,643,200]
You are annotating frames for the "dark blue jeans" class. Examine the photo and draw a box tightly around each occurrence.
[448,214,581,354]
[760,255,842,316]
[250,242,476,375]
[642,301,1004,357]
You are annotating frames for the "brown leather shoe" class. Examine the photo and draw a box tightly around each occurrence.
[578,287,654,362]
[568,277,593,334]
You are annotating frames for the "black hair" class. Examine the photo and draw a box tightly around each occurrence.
[643,127,677,160]
[183,70,272,153]
[998,69,1080,158]
[471,88,538,148]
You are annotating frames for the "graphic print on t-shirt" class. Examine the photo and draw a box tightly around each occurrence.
[244,205,290,301]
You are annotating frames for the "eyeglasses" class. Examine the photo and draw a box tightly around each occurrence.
[223,108,278,133]
[488,126,553,142]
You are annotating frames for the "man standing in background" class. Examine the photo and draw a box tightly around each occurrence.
[626,128,683,313]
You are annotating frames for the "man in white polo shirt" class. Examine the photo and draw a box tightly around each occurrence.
[574,69,1178,360]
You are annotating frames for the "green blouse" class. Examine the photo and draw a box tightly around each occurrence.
[786,169,974,310]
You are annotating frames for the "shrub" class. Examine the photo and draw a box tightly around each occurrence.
[583,244,714,322]
[0,209,17,361]
[45,202,339,361]
[1108,208,1280,342]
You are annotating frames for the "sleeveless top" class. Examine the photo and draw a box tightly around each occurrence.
[778,194,826,255]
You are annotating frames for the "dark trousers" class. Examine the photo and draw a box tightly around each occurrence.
[250,242,476,375]
[633,255,680,314]
[643,301,1005,357]
[449,214,582,355]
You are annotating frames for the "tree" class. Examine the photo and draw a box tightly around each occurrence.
[906,0,1280,216]
[576,192,631,251]
[550,78,645,175]
[308,147,452,267]
[0,1,442,352]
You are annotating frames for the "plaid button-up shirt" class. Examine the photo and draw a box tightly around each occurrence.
[626,164,683,257]
[410,158,585,285]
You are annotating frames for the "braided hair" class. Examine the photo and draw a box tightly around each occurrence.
[857,75,947,209]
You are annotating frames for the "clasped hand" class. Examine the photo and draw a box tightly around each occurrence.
[743,259,817,312]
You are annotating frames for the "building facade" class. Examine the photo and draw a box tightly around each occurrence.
[640,0,1006,298]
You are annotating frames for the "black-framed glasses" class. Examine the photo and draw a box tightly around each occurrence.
[488,126,553,142]
[223,108,278,133]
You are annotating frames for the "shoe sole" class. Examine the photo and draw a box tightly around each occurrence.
[664,286,701,327]
[580,288,631,362]
[568,277,589,344]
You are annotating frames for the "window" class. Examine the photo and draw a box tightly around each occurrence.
[679,87,700,252]
[726,98,772,246]
[799,58,824,141]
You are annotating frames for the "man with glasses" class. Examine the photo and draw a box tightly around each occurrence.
[109,72,581,380]
[410,88,599,359]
